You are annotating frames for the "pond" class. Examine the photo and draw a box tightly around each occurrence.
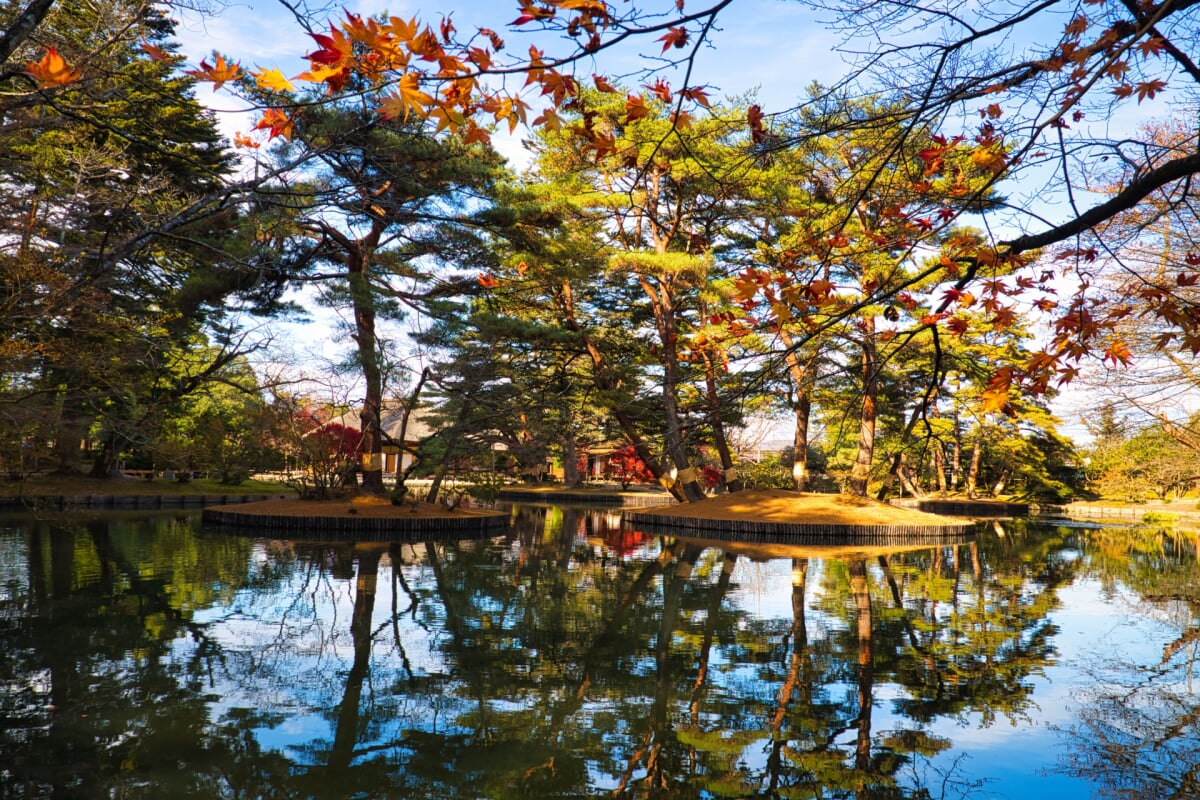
[1,505,1198,799]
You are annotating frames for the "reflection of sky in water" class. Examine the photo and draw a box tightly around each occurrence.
[5,514,1200,798]
[183,537,1189,796]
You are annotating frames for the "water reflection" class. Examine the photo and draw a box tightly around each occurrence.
[0,510,1197,798]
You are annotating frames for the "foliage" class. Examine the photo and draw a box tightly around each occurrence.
[604,444,655,490]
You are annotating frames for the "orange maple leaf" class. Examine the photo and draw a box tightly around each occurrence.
[185,54,243,91]
[1103,340,1133,366]
[980,369,1013,414]
[478,272,500,288]
[593,74,618,93]
[140,41,175,62]
[624,94,650,123]
[680,85,712,108]
[1135,36,1168,58]
[233,131,262,149]
[25,47,82,89]
[253,108,294,140]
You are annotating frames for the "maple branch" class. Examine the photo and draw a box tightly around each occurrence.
[1001,151,1200,256]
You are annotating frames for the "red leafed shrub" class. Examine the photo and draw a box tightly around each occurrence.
[605,444,655,489]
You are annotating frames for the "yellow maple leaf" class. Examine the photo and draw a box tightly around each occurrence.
[379,73,433,120]
[254,66,295,93]
[25,47,81,89]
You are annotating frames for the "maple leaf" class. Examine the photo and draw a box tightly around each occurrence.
[1135,79,1167,102]
[533,107,563,130]
[1135,37,1168,58]
[657,26,689,53]
[254,66,295,93]
[478,273,500,288]
[305,31,346,65]
[233,131,261,149]
[646,78,671,103]
[428,105,465,134]
[253,108,294,140]
[478,27,505,51]
[747,104,766,144]
[971,148,1008,174]
[1111,83,1134,99]
[440,15,456,43]
[1064,14,1089,38]
[467,46,493,71]
[462,121,491,145]
[593,74,618,93]
[680,85,711,108]
[624,93,650,123]
[25,46,82,89]
[495,95,532,133]
[185,54,243,91]
[387,15,419,41]
[983,102,1002,119]
[1103,340,1133,366]
[379,73,433,120]
[980,369,1013,414]
[991,305,1017,328]
[140,41,175,62]
[512,1,554,25]
[670,110,694,129]
[946,317,970,336]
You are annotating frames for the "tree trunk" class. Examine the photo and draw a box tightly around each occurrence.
[950,402,963,491]
[88,431,121,478]
[932,439,948,494]
[557,279,686,502]
[700,346,742,493]
[792,393,812,492]
[348,250,385,495]
[781,334,816,493]
[965,437,983,498]
[329,548,381,770]
[991,467,1010,497]
[849,559,875,772]
[848,318,878,497]
[562,434,580,488]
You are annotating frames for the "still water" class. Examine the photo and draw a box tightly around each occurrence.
[1,505,1198,799]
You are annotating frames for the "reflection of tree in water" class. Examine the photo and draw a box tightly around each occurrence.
[0,516,294,798]
[9,511,1178,798]
[1057,525,1200,800]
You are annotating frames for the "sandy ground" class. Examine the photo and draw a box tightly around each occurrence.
[629,489,967,526]
[230,488,962,526]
